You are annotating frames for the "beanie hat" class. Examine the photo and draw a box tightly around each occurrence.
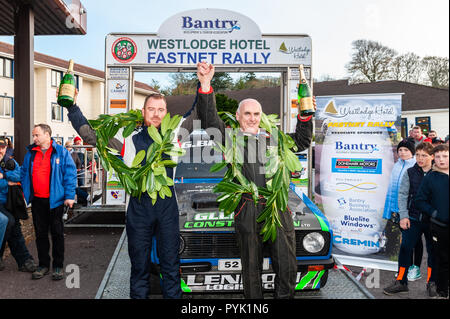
[397,139,415,155]
[73,136,82,143]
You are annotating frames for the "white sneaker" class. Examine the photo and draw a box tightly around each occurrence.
[407,265,422,281]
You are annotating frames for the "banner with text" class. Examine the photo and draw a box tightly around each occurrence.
[314,94,402,268]
[106,9,311,67]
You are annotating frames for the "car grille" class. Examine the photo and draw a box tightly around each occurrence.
[180,231,330,259]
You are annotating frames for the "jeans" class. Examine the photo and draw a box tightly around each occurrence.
[31,198,65,269]
[0,211,7,249]
[397,219,435,284]
[0,205,33,267]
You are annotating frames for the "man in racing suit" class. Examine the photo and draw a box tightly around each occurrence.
[66,90,198,299]
[196,62,313,298]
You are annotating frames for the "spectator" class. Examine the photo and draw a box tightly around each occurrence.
[415,144,449,298]
[407,126,426,147]
[383,140,417,221]
[383,142,436,296]
[0,137,37,273]
[383,139,416,260]
[425,130,438,142]
[4,137,14,161]
[20,124,77,281]
[73,136,85,187]
[65,141,100,206]
[445,135,449,145]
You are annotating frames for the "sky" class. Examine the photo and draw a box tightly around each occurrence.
[1,0,448,89]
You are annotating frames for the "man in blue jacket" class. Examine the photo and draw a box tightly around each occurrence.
[0,137,36,272]
[21,124,77,280]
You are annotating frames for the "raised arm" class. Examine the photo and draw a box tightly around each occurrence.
[288,115,313,152]
[195,62,226,136]
[66,89,123,153]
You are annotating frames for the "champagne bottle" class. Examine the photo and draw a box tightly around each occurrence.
[57,59,76,108]
[298,64,315,117]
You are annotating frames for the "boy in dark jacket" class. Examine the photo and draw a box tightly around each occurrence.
[383,142,436,296]
[415,144,449,298]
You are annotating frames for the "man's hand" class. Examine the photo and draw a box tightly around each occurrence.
[197,62,214,92]
[0,172,3,179]
[8,181,19,186]
[298,96,317,120]
[400,218,410,230]
[64,199,75,208]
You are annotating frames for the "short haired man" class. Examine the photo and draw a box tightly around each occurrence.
[20,124,77,280]
[384,142,437,296]
[0,137,37,273]
[415,144,449,298]
[408,126,426,147]
[66,88,198,298]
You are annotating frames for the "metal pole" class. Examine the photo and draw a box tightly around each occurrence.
[13,3,34,165]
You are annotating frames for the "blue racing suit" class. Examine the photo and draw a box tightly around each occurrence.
[67,103,198,299]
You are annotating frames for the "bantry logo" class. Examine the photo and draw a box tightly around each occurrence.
[335,141,380,154]
[181,16,241,33]
[112,37,137,63]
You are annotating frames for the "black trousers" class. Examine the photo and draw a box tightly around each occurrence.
[431,222,449,296]
[31,198,65,269]
[0,205,33,267]
[398,219,435,284]
[235,200,297,299]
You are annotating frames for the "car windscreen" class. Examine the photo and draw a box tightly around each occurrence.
[175,139,226,179]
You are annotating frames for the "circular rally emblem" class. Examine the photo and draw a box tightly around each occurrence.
[112,37,137,63]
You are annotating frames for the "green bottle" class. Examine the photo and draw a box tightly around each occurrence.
[57,59,76,108]
[298,64,315,117]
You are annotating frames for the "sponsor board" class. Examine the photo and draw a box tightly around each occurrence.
[315,94,402,259]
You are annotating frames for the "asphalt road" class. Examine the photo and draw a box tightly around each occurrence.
[0,227,122,299]
[0,214,445,300]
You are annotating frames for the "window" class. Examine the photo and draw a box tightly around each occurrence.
[415,117,431,135]
[51,70,63,87]
[0,57,13,78]
[0,96,13,118]
[53,136,64,145]
[74,74,79,89]
[51,102,63,122]
[401,118,408,138]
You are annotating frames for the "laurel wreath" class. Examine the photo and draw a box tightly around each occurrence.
[210,112,303,242]
[88,111,185,204]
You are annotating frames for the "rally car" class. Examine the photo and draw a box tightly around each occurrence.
[149,134,334,294]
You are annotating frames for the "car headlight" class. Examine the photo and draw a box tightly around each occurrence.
[303,232,325,253]
[179,235,185,255]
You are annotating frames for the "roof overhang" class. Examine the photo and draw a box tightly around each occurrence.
[0,0,87,35]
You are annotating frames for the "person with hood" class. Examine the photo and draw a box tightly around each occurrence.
[20,124,77,281]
